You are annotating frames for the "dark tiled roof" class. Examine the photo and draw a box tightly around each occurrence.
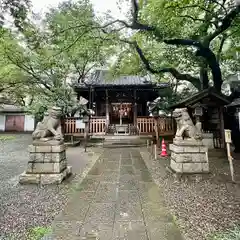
[169,87,230,109]
[74,70,169,88]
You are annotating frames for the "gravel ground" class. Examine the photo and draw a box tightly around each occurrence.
[0,134,100,240]
[141,146,240,240]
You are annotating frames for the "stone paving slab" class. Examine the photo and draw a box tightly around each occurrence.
[51,147,183,240]
[94,183,118,203]
[113,221,148,240]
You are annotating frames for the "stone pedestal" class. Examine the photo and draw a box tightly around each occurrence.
[169,138,209,173]
[202,133,214,149]
[19,144,72,184]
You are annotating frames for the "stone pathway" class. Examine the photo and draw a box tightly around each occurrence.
[52,147,183,240]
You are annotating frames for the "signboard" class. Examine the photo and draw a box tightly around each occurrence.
[224,129,232,143]
[76,119,85,129]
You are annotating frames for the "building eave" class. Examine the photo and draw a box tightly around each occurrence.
[169,88,230,109]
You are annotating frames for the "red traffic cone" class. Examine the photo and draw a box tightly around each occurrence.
[160,138,168,157]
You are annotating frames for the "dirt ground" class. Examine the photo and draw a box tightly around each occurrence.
[141,146,240,240]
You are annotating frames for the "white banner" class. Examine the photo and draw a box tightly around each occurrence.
[76,119,85,129]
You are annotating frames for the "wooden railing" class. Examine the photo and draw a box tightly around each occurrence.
[137,116,175,135]
[90,118,106,134]
[64,116,175,136]
[156,117,175,135]
[64,117,106,135]
[137,117,155,134]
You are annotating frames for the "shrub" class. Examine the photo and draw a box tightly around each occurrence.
[208,226,240,240]
[27,226,51,240]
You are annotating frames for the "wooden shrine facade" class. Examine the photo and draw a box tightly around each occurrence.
[65,70,174,136]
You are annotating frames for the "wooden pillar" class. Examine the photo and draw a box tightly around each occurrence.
[91,87,94,110]
[105,89,109,126]
[88,87,92,109]
[94,101,98,116]
[133,89,137,126]
[77,93,80,100]
[219,106,225,148]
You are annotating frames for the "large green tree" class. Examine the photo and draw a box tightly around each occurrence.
[0,28,32,105]
[2,0,115,118]
[105,0,240,92]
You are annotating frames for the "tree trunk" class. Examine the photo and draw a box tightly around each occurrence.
[200,63,209,90]
[196,47,223,92]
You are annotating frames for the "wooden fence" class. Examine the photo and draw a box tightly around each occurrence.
[137,117,155,134]
[64,117,106,135]
[137,116,175,135]
[90,118,106,134]
[64,116,175,136]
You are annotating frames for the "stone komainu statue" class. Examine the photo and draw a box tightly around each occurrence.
[32,106,63,142]
[173,108,202,140]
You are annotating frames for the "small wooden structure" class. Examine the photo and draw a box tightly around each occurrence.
[169,88,230,148]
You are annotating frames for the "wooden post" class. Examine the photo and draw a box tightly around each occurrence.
[219,106,225,148]
[84,122,88,152]
[154,117,160,147]
[146,139,149,148]
[154,144,157,160]
[88,86,92,109]
[105,89,109,126]
[133,89,137,127]
[225,129,235,182]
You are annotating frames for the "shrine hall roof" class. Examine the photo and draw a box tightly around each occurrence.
[74,70,168,88]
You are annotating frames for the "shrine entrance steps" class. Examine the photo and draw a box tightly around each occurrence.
[102,136,149,148]
[106,124,139,136]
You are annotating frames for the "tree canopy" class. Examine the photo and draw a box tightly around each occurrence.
[0,0,31,30]
[108,0,240,92]
[0,0,116,118]
[0,0,239,117]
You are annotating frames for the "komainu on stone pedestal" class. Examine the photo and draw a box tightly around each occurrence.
[170,108,209,174]
[32,106,64,145]
[19,106,72,184]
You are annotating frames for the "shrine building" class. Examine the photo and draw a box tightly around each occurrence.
[65,69,173,136]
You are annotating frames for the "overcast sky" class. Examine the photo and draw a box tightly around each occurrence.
[31,0,125,18]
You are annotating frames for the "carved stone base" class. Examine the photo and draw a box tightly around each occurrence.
[19,166,72,184]
[32,138,64,146]
[19,144,72,185]
[169,138,209,173]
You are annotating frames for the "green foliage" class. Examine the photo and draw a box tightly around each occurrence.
[1,0,116,118]
[150,84,195,114]
[113,0,239,91]
[27,226,51,240]
[208,226,240,240]
[0,28,30,105]
[0,0,30,30]
[0,135,16,141]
